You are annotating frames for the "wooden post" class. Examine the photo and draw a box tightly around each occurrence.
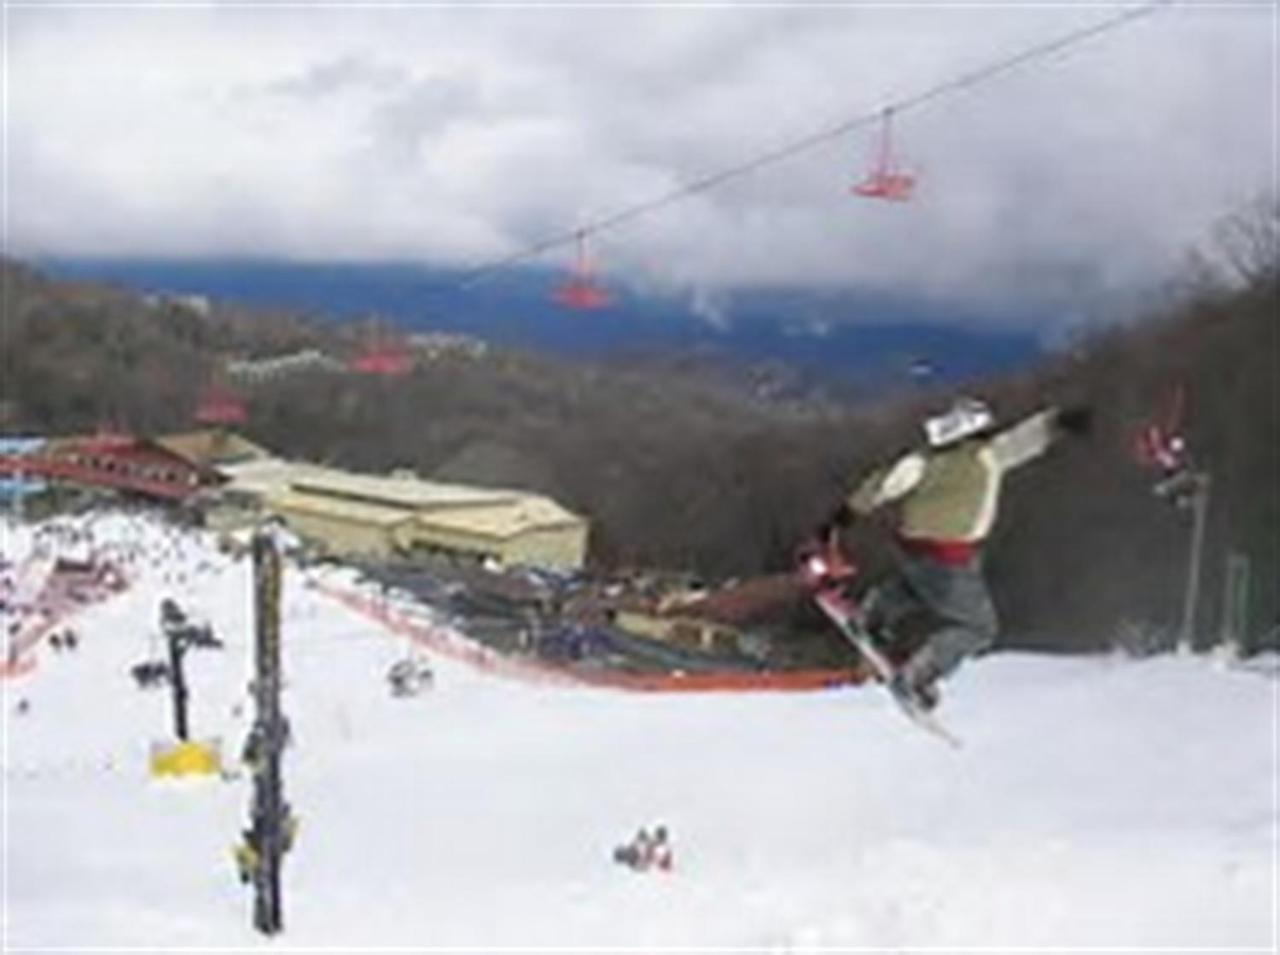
[247,529,288,935]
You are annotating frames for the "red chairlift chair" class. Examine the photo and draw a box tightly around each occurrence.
[350,344,413,377]
[350,328,413,377]
[554,231,613,310]
[852,109,917,202]
[194,384,249,427]
[1133,384,1189,475]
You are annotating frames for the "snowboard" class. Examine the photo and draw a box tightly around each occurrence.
[801,549,962,748]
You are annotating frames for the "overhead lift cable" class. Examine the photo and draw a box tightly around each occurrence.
[458,0,1172,292]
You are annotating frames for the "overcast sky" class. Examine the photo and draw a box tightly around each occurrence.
[5,2,1275,322]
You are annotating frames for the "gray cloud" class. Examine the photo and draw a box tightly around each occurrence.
[6,4,1273,326]
[262,55,409,100]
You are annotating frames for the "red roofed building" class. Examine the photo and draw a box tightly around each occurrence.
[1,431,222,501]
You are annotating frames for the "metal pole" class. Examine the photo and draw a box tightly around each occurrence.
[247,529,287,936]
[166,627,189,741]
[1178,473,1211,653]
[1220,552,1251,657]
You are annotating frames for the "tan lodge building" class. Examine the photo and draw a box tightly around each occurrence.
[218,455,588,570]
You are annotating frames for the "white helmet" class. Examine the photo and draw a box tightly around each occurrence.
[924,397,994,448]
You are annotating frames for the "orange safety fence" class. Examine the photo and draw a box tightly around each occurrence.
[314,582,865,694]
[314,582,581,687]
[574,667,864,693]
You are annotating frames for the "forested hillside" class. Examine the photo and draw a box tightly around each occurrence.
[2,234,1275,652]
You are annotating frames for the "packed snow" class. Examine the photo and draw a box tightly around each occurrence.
[2,510,1276,950]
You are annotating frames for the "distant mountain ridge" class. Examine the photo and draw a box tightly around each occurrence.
[5,253,1276,651]
[40,258,1042,390]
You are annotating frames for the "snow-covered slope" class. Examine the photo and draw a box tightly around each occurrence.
[2,513,1275,950]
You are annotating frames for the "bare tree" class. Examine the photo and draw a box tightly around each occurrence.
[1209,192,1279,288]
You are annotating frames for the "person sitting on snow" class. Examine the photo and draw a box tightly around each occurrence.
[612,825,673,873]
[819,396,1092,710]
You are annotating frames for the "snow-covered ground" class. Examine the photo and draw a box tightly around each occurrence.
[2,511,1276,951]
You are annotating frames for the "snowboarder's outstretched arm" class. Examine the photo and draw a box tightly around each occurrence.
[988,406,1092,473]
[815,403,1090,541]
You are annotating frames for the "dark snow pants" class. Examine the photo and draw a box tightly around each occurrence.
[870,550,999,679]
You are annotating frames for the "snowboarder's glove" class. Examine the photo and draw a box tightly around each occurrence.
[1056,405,1094,437]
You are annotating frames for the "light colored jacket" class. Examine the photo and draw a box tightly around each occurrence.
[847,409,1060,543]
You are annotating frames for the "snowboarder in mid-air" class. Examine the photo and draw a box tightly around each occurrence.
[817,396,1093,711]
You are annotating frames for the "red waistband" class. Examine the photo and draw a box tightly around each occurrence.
[897,535,981,565]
